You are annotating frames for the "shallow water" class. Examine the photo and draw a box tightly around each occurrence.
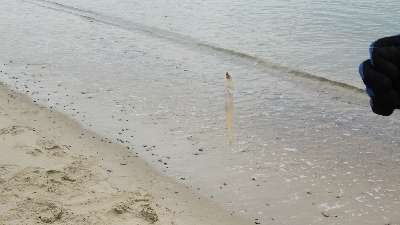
[1,0,400,224]
[29,0,400,88]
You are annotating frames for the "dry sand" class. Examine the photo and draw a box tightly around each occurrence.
[0,83,251,224]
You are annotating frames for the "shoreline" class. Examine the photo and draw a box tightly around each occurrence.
[0,82,251,224]
[1,0,400,224]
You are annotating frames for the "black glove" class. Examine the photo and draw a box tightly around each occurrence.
[359,35,400,116]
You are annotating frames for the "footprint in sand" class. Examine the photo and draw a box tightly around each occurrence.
[37,139,67,157]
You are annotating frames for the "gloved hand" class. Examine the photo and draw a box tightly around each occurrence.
[359,35,400,116]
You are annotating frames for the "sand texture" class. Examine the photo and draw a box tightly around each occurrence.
[0,84,251,224]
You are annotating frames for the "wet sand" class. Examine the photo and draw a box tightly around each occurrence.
[0,83,251,224]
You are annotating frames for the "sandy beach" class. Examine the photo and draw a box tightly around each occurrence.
[0,83,251,224]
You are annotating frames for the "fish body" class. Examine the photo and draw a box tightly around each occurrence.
[224,72,233,144]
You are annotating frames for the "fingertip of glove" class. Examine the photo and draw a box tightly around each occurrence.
[361,60,393,93]
[373,90,399,108]
[373,50,400,80]
[371,99,395,116]
[359,61,366,79]
[372,106,395,116]
[374,35,400,48]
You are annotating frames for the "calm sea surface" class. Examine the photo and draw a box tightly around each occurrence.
[56,0,398,88]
